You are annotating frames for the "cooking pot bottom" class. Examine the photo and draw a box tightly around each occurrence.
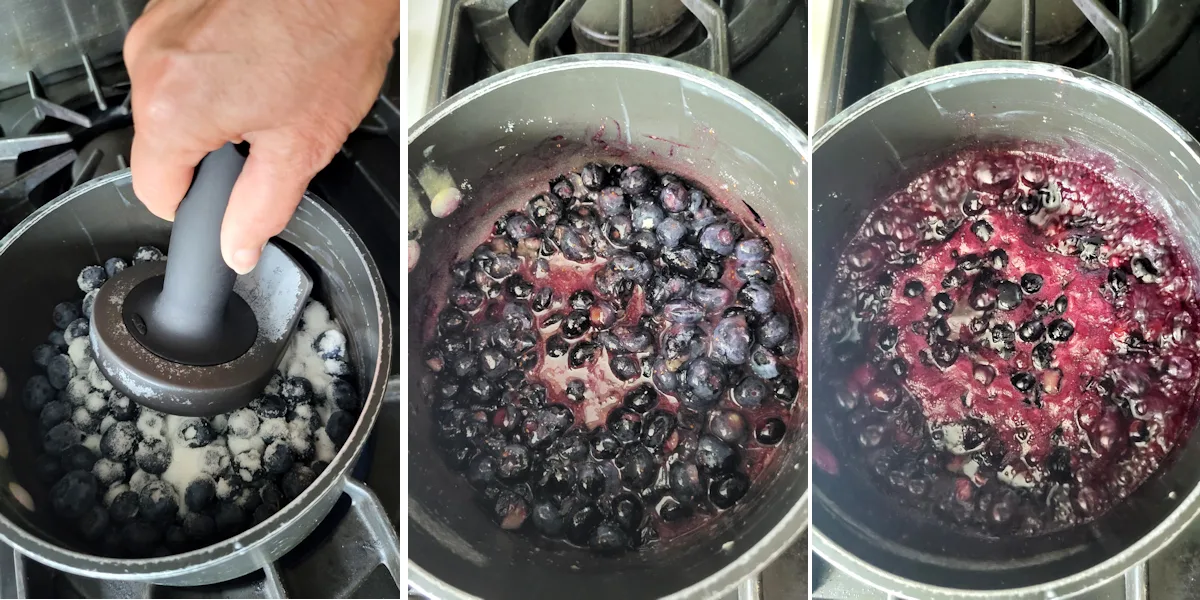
[817,144,1200,558]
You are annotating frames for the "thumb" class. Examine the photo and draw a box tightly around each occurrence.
[220,133,323,274]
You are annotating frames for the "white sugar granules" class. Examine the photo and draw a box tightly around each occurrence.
[104,484,128,506]
[67,338,91,371]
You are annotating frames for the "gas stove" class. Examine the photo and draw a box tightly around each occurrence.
[812,1,1200,598]
[406,2,807,599]
[0,48,402,600]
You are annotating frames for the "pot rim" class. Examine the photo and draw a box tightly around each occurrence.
[0,170,394,579]
[811,60,1200,599]
[407,52,810,600]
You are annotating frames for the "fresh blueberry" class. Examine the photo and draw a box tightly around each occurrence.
[281,465,317,500]
[184,512,216,542]
[326,410,355,446]
[263,441,294,476]
[104,256,128,277]
[121,522,161,555]
[77,265,107,292]
[135,438,172,475]
[184,478,216,512]
[47,330,67,351]
[22,375,55,412]
[133,246,165,263]
[712,315,752,365]
[78,504,110,541]
[280,377,314,405]
[178,418,216,448]
[35,453,63,484]
[327,378,360,413]
[51,470,98,518]
[47,354,73,390]
[531,501,565,537]
[61,444,97,472]
[44,422,84,456]
[52,301,81,329]
[214,503,245,535]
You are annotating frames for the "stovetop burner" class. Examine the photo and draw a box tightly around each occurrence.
[861,0,1196,88]
[0,50,401,600]
[430,0,807,129]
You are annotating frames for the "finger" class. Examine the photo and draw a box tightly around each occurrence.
[220,133,324,274]
[128,130,209,222]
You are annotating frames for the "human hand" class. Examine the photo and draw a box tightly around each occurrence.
[124,0,398,273]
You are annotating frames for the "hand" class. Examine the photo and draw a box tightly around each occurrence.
[124,0,398,273]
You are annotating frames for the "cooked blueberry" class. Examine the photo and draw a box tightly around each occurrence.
[931,340,961,369]
[640,410,675,451]
[932,292,954,314]
[565,290,594,311]
[562,310,591,339]
[619,165,655,195]
[988,248,1009,269]
[699,222,738,255]
[942,268,967,289]
[735,261,776,284]
[1106,268,1129,297]
[995,280,1023,311]
[1017,192,1041,215]
[755,418,786,445]
[663,299,704,324]
[658,496,692,522]
[1019,272,1044,294]
[449,286,484,312]
[530,501,565,538]
[623,384,658,413]
[607,408,642,444]
[617,446,657,488]
[735,238,771,263]
[708,410,747,444]
[497,444,530,480]
[733,376,768,408]
[709,472,750,509]
[632,203,664,231]
[712,316,752,365]
[566,503,604,545]
[696,435,737,475]
[590,429,621,460]
[1131,256,1159,283]
[903,280,926,297]
[971,220,994,242]
[772,370,800,405]
[736,281,774,314]
[568,341,600,369]
[659,181,688,212]
[545,334,569,358]
[685,358,727,405]
[1033,342,1055,369]
[747,346,780,380]
[589,521,630,553]
[577,462,607,499]
[493,491,529,531]
[962,191,985,216]
[1048,318,1075,342]
[656,218,688,249]
[612,494,645,533]
[581,163,607,190]
[597,187,629,217]
[1011,372,1036,392]
[1018,320,1046,343]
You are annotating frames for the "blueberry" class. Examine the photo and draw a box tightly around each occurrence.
[35,453,63,484]
[61,444,97,472]
[121,521,161,555]
[619,165,655,195]
[773,370,800,405]
[1011,372,1036,393]
[1017,192,1041,215]
[567,341,600,369]
[1131,256,1159,283]
[622,384,658,414]
[261,441,293,476]
[529,501,565,538]
[658,496,692,522]
[134,246,165,263]
[45,422,84,456]
[989,248,1009,269]
[581,163,607,190]
[590,429,621,460]
[971,220,994,242]
[755,418,787,445]
[214,502,245,535]
[931,340,961,369]
[326,378,360,414]
[737,281,774,314]
[757,312,792,349]
[78,504,110,541]
[589,521,630,553]
[1048,318,1074,342]
[685,358,727,404]
[696,435,737,475]
[656,218,687,249]
[1021,273,1044,294]
[281,465,317,500]
[1018,320,1045,343]
[733,376,768,408]
[640,410,675,451]
[735,261,777,285]
[942,268,967,289]
[562,310,591,339]
[996,281,1023,311]
[22,375,55,412]
[280,377,314,405]
[709,410,748,444]
[135,438,172,474]
[494,443,530,481]
[607,408,642,444]
[615,446,656,490]
[577,462,607,498]
[178,418,216,448]
[326,410,355,447]
[596,187,629,217]
[712,315,752,365]
[51,470,98,518]
[103,256,128,277]
[77,265,108,292]
[252,504,277,525]
[180,478,216,513]
[609,354,641,381]
[632,203,664,231]
[662,299,704,324]
[47,354,74,390]
[183,512,216,542]
[657,181,687,213]
[47,330,67,351]
[52,301,81,329]
[709,472,750,509]
[662,246,703,279]
[1033,342,1055,369]
[699,222,738,256]
[566,503,604,545]
[668,462,704,502]
[903,280,926,298]
[106,392,137,421]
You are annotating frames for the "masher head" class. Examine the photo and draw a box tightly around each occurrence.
[90,143,313,416]
[91,243,312,416]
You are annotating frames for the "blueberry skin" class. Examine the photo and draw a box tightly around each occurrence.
[44,422,84,456]
[23,375,55,411]
[104,257,128,277]
[326,410,355,446]
[329,378,361,413]
[109,491,141,523]
[51,470,98,518]
[46,354,73,390]
[52,301,81,329]
[185,478,216,512]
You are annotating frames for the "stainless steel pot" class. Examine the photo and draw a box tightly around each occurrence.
[812,61,1200,598]
[0,171,394,585]
[407,54,809,600]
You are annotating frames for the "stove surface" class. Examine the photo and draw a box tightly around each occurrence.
[814,2,1200,598]
[0,51,401,600]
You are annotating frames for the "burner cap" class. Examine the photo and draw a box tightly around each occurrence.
[970,0,1096,64]
[571,0,699,55]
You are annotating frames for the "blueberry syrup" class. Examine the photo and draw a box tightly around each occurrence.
[823,148,1200,537]
[424,163,803,553]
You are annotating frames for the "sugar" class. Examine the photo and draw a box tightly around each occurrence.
[258,417,288,443]
[72,407,93,430]
[234,448,262,481]
[314,330,347,359]
[137,410,167,439]
[160,415,211,514]
[99,414,116,434]
[129,470,156,492]
[104,484,128,506]
[83,434,101,454]
[227,409,259,438]
[67,338,91,371]
[314,428,335,463]
[215,476,239,500]
[87,362,112,392]
[85,392,107,413]
[227,435,264,456]
[66,378,91,404]
[200,444,232,477]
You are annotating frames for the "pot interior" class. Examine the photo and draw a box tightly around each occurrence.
[407,58,809,600]
[0,173,387,569]
[812,64,1200,591]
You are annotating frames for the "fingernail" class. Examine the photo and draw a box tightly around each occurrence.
[230,246,262,275]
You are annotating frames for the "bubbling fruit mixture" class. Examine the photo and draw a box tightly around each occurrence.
[425,163,803,553]
[823,148,1200,537]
